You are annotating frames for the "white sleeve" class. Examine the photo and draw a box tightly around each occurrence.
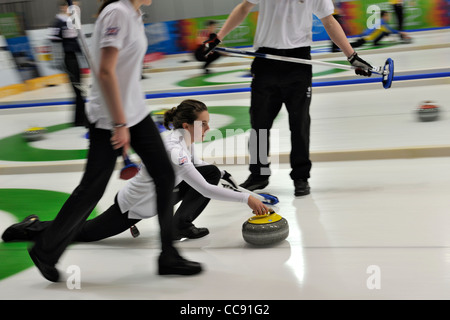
[98,8,129,50]
[178,162,249,204]
[313,0,335,19]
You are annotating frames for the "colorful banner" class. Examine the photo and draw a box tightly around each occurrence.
[337,0,450,36]
[145,12,258,55]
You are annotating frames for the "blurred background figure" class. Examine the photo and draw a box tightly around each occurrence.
[48,0,86,127]
[351,10,411,48]
[194,20,224,74]
[391,0,406,31]
[391,1,416,39]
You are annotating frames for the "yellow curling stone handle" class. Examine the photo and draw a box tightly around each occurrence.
[247,211,282,225]
[25,127,46,132]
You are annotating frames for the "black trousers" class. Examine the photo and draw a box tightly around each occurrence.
[64,52,86,126]
[373,31,390,45]
[194,45,222,69]
[393,4,404,31]
[249,47,312,181]
[173,165,221,230]
[32,115,176,265]
[24,165,221,242]
[25,200,140,243]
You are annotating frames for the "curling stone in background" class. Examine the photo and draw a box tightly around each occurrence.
[22,127,47,142]
[417,101,440,122]
[242,211,289,246]
[151,109,169,132]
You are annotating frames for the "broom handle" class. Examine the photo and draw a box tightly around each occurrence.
[237,186,266,202]
[123,154,132,166]
[214,47,384,75]
[66,2,96,80]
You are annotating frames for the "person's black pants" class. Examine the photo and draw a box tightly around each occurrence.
[249,47,312,181]
[23,165,221,242]
[194,45,222,70]
[373,31,390,46]
[173,165,221,230]
[64,52,86,126]
[393,4,404,31]
[26,199,139,243]
[31,115,176,265]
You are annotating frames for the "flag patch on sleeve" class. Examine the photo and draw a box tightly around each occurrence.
[105,27,120,36]
[178,156,188,166]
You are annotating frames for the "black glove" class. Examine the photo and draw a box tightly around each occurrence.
[347,52,372,77]
[221,170,238,190]
[203,33,221,57]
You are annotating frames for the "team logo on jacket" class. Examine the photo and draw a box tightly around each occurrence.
[178,155,188,166]
[105,27,120,36]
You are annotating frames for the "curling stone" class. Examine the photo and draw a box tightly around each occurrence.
[150,109,166,123]
[151,109,169,132]
[417,101,439,122]
[242,211,289,246]
[22,127,47,142]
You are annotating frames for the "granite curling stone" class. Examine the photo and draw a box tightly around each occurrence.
[242,212,289,246]
[22,127,47,142]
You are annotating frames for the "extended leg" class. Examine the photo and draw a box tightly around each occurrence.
[30,125,118,266]
[75,200,140,242]
[129,115,176,253]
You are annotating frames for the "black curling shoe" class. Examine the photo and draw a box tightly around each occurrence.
[158,251,203,276]
[2,214,39,242]
[294,179,310,197]
[239,174,269,191]
[28,247,60,282]
[174,226,209,240]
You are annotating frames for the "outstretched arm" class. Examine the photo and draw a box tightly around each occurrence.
[217,0,256,41]
[322,14,373,76]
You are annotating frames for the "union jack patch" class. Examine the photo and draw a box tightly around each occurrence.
[105,27,120,36]
[178,156,188,166]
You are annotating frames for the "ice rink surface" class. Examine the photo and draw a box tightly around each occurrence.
[0,29,449,301]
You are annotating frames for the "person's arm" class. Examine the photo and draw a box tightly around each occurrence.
[98,46,129,154]
[321,14,354,57]
[203,1,255,57]
[180,164,269,215]
[321,14,373,76]
[216,0,256,41]
[182,163,248,202]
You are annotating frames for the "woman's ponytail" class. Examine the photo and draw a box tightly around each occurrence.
[163,100,207,130]
[163,107,177,130]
